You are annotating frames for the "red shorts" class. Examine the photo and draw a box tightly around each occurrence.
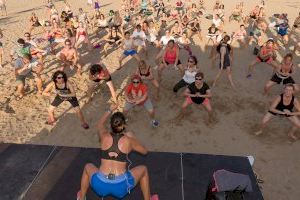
[186,97,210,105]
[256,56,273,64]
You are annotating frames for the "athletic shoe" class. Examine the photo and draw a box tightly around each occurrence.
[152,120,159,127]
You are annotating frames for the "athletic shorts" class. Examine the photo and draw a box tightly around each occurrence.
[256,56,273,64]
[51,96,79,108]
[186,97,210,105]
[15,73,35,86]
[91,171,135,199]
[278,29,287,36]
[270,73,295,85]
[123,49,137,56]
[124,98,153,111]
[219,60,231,70]
[165,59,181,65]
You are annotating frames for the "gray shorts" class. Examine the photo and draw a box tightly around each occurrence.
[16,72,37,86]
[124,98,153,112]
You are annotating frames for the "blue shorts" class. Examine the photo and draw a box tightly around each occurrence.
[123,49,137,56]
[91,171,135,199]
[278,28,287,36]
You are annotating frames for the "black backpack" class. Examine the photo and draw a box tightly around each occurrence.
[206,170,253,200]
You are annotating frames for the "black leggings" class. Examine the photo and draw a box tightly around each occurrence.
[173,79,189,93]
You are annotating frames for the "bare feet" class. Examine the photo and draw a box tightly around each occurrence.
[288,133,298,141]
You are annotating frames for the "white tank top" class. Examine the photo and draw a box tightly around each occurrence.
[124,39,133,50]
[183,70,197,84]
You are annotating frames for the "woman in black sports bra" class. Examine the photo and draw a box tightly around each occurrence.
[42,71,89,129]
[135,60,159,99]
[264,53,299,95]
[255,84,300,140]
[103,26,123,57]
[77,105,155,200]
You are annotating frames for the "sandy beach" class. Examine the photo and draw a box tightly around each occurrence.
[0,0,300,199]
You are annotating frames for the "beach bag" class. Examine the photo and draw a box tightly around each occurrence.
[206,170,253,200]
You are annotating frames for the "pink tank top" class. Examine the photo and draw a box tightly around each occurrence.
[164,47,177,64]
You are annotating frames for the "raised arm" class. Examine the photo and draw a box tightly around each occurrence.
[97,104,118,139]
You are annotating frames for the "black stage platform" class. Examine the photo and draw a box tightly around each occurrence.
[0,144,264,200]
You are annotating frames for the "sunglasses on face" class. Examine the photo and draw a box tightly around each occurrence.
[195,77,202,80]
[132,81,140,84]
[56,76,63,79]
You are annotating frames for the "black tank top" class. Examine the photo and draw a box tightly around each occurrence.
[276,94,294,112]
[101,133,127,162]
[55,83,71,96]
[217,43,231,65]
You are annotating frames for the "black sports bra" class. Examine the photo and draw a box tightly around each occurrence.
[139,67,151,77]
[101,133,127,162]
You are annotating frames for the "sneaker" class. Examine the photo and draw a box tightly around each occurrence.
[81,123,89,129]
[151,120,159,127]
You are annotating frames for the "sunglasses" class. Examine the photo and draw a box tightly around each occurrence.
[195,77,202,80]
[132,81,140,84]
[56,76,63,79]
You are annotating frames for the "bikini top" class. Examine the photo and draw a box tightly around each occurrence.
[101,133,127,162]
[139,67,151,77]
[277,63,293,77]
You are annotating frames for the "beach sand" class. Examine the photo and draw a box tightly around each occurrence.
[1,0,300,199]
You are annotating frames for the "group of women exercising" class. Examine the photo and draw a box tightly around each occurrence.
[2,0,300,199]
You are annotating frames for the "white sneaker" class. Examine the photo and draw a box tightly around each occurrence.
[151,120,159,127]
